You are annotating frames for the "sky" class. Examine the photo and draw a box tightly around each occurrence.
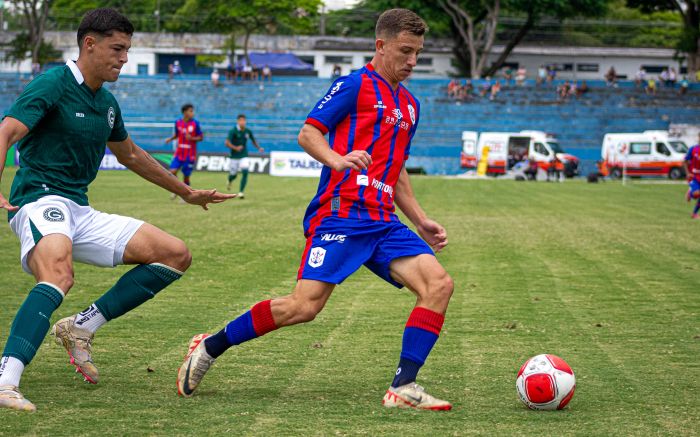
[323,0,361,11]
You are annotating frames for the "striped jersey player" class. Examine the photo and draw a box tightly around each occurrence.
[177,8,455,411]
[165,103,203,189]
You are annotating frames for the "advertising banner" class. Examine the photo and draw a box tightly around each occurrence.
[269,151,323,177]
[196,153,269,174]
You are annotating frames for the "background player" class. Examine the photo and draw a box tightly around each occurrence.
[165,103,203,198]
[225,114,263,198]
[178,9,455,410]
[685,132,700,218]
[0,8,233,412]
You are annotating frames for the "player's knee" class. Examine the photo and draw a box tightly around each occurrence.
[429,272,454,303]
[45,268,74,294]
[162,238,191,272]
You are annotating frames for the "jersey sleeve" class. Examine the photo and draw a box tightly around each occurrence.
[404,96,421,160]
[194,120,203,137]
[4,71,66,131]
[226,129,234,143]
[685,147,694,162]
[108,102,128,142]
[305,74,361,134]
[247,129,256,144]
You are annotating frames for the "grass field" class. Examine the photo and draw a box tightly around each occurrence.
[0,169,698,436]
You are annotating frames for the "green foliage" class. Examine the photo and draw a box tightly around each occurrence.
[4,33,62,66]
[50,0,186,32]
[195,54,225,67]
[166,0,321,35]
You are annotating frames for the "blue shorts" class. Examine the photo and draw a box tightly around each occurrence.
[297,217,434,288]
[170,157,195,176]
[689,178,700,193]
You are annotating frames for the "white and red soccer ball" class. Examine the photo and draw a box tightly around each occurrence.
[516,354,576,410]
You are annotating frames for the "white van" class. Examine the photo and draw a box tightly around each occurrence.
[460,130,580,177]
[601,132,687,179]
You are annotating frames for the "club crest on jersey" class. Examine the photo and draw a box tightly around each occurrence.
[43,207,65,222]
[107,107,115,128]
[308,247,326,268]
[321,234,346,243]
[318,81,344,109]
[407,104,416,124]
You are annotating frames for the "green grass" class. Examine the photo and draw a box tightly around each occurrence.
[0,169,698,436]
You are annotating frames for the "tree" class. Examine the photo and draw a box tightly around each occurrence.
[355,0,611,77]
[4,32,62,71]
[168,0,321,65]
[627,0,700,75]
[7,0,53,64]
[51,0,186,32]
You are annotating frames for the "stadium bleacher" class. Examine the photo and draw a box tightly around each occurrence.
[2,72,700,175]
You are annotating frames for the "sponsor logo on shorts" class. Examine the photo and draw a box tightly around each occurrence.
[107,107,115,128]
[320,233,346,243]
[43,207,65,222]
[356,175,369,186]
[308,247,326,268]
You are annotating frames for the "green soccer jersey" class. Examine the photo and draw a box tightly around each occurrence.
[5,61,128,217]
[227,126,256,159]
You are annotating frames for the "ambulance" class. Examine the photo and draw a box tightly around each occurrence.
[460,130,580,177]
[601,131,688,179]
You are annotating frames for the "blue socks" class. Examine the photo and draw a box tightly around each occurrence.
[391,307,445,388]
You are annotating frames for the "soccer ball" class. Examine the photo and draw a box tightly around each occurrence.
[516,354,576,410]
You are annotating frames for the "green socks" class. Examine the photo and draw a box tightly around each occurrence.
[239,169,249,193]
[3,283,64,365]
[94,264,182,321]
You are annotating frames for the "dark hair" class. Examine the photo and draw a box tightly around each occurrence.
[375,9,428,40]
[181,103,194,113]
[237,114,246,119]
[77,8,134,48]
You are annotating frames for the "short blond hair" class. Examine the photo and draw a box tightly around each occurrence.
[375,8,428,40]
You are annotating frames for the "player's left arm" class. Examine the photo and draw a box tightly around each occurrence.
[394,166,448,253]
[189,121,204,142]
[107,136,235,209]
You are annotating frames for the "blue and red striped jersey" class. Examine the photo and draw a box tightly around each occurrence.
[174,118,202,161]
[302,63,421,235]
[686,145,700,182]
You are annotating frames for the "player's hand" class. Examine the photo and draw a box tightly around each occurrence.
[417,218,448,253]
[333,150,372,172]
[164,137,172,144]
[181,189,236,210]
[0,191,19,213]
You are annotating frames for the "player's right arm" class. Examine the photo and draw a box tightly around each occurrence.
[298,74,370,172]
[224,139,243,152]
[298,124,370,172]
[0,117,29,212]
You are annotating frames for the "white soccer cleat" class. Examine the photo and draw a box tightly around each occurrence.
[0,385,36,412]
[382,382,452,411]
[51,316,99,384]
[177,334,215,398]
[237,192,245,199]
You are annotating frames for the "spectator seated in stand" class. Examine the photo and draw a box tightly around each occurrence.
[605,66,617,87]
[262,65,272,81]
[489,80,501,101]
[211,69,220,87]
[679,76,689,96]
[515,67,527,86]
[576,81,589,97]
[645,77,657,95]
[635,67,646,87]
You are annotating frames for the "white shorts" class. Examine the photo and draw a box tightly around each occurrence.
[229,158,250,175]
[9,195,144,274]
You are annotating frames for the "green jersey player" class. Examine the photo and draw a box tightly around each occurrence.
[0,8,234,412]
[225,114,263,198]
